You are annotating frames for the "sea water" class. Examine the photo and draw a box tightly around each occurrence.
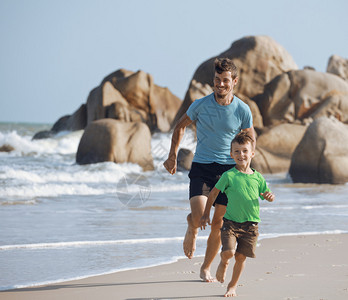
[0,122,347,290]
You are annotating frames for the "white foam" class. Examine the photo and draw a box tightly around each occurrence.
[0,236,209,251]
[0,130,83,156]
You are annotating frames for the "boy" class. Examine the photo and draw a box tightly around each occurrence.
[200,131,275,297]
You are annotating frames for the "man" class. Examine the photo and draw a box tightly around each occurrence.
[163,58,255,282]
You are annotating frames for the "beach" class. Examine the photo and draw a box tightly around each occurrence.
[1,123,348,297]
[1,233,347,299]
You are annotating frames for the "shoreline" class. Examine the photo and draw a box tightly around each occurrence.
[1,230,346,291]
[1,233,348,299]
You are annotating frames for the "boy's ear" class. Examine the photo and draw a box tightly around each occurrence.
[251,150,255,158]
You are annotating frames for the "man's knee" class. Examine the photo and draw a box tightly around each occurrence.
[221,250,234,260]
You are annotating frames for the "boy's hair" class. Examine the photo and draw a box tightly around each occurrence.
[214,58,238,79]
[231,131,254,148]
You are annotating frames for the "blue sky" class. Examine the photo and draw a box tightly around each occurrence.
[0,0,347,123]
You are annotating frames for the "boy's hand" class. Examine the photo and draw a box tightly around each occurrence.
[200,215,211,230]
[261,191,275,202]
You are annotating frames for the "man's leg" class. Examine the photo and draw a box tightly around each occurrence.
[200,203,226,282]
[183,195,207,259]
[216,249,234,283]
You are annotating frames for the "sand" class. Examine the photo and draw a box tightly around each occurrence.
[1,233,348,300]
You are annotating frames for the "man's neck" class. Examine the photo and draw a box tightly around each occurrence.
[214,92,234,106]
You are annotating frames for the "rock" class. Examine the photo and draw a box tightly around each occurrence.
[76,119,154,171]
[0,144,15,152]
[33,104,87,140]
[34,68,181,139]
[32,130,55,140]
[52,104,87,133]
[289,117,348,184]
[239,95,263,130]
[173,35,298,125]
[86,70,181,133]
[251,123,307,174]
[253,69,348,126]
[177,148,194,171]
[327,55,348,81]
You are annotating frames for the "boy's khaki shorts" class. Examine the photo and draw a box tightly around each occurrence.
[220,218,259,258]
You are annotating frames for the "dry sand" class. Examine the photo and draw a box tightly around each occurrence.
[1,234,348,300]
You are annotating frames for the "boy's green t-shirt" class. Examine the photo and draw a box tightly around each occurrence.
[215,167,271,223]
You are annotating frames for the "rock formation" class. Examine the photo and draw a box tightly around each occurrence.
[251,123,307,174]
[327,54,348,82]
[76,119,154,171]
[172,35,298,126]
[33,69,181,140]
[253,69,348,126]
[289,117,348,184]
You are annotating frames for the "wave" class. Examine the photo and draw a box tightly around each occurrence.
[2,230,347,251]
[0,236,209,251]
[260,204,348,211]
[0,130,83,156]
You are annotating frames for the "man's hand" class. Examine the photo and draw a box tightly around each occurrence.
[163,156,177,175]
[200,215,211,230]
[261,191,275,202]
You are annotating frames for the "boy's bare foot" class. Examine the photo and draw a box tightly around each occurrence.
[183,227,196,259]
[216,260,229,283]
[224,285,237,297]
[200,268,216,282]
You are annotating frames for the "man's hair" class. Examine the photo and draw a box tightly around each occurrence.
[231,131,254,148]
[214,58,238,79]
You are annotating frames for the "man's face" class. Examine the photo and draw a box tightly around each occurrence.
[213,71,238,98]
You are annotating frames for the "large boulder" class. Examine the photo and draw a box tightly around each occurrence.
[251,123,307,173]
[172,35,298,125]
[327,55,348,82]
[289,117,348,184]
[76,119,154,171]
[94,70,181,133]
[34,68,181,139]
[253,69,348,126]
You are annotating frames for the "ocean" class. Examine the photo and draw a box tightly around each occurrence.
[0,122,348,290]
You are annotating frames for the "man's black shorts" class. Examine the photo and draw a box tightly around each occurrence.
[188,162,235,206]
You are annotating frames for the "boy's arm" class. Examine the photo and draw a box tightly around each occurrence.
[200,187,221,230]
[260,191,275,202]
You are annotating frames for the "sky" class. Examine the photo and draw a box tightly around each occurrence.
[0,0,347,124]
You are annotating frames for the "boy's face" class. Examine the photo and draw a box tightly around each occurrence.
[230,141,255,168]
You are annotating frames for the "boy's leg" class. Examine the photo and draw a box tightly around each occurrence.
[225,252,247,297]
[200,204,226,282]
[216,249,234,283]
[183,195,207,259]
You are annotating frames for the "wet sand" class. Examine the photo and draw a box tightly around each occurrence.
[1,234,348,299]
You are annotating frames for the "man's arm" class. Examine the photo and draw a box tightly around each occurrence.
[200,187,220,230]
[242,126,256,150]
[163,113,193,175]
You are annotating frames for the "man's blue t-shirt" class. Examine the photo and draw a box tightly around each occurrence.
[186,93,253,164]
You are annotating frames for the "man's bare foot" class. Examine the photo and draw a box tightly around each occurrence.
[200,267,216,282]
[224,285,237,297]
[183,227,197,259]
[216,261,229,283]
